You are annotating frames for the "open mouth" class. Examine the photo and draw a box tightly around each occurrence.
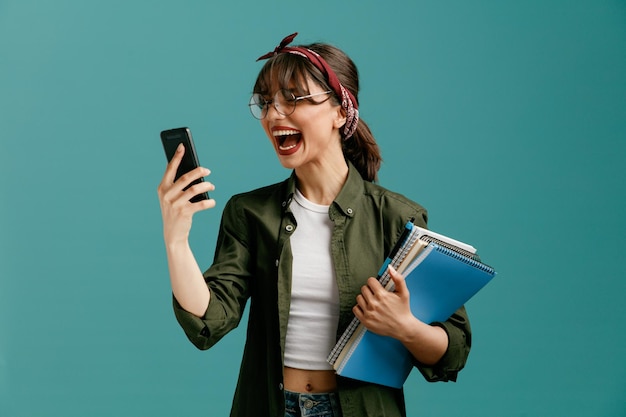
[273,128,302,154]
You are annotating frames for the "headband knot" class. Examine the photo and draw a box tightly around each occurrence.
[256,32,298,61]
[256,32,360,139]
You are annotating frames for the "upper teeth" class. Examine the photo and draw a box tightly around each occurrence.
[273,129,299,136]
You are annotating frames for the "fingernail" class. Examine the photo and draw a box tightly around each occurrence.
[176,143,184,151]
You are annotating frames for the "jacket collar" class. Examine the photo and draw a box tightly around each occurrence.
[282,161,365,218]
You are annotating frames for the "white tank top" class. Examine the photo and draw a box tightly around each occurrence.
[284,189,340,370]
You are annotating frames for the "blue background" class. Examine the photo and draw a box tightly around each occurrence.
[1,1,625,416]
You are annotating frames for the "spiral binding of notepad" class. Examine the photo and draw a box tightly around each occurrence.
[428,245,495,274]
[418,235,480,261]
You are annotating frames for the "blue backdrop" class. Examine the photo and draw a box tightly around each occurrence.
[1,1,625,416]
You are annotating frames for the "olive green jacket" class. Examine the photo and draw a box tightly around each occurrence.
[173,162,471,417]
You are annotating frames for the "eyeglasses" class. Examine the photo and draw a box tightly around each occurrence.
[248,89,332,120]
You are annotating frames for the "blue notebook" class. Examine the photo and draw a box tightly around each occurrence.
[327,226,496,388]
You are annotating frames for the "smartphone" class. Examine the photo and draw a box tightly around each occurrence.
[160,127,209,202]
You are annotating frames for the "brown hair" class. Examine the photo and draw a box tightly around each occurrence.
[253,43,382,182]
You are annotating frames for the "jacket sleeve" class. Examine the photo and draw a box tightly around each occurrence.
[172,197,251,350]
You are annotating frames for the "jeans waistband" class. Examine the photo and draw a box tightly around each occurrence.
[284,389,342,417]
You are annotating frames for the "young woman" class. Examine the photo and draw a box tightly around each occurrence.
[157,33,471,417]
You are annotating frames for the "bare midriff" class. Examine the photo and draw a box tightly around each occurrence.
[283,366,338,393]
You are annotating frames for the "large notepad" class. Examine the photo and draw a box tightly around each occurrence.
[327,221,496,388]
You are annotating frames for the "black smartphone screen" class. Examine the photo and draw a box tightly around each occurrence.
[160,127,209,202]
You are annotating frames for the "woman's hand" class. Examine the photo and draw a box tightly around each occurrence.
[353,265,449,365]
[353,265,417,340]
[157,143,216,246]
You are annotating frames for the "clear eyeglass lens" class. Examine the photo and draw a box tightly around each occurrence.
[249,94,266,119]
[274,90,297,116]
[248,90,299,119]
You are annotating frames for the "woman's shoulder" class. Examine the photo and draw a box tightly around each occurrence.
[216,180,290,236]
[361,181,428,227]
[232,180,287,199]
[363,180,426,210]
[224,179,290,211]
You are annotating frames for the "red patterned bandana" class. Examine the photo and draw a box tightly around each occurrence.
[257,32,359,139]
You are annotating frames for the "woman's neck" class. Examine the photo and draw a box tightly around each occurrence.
[295,159,349,206]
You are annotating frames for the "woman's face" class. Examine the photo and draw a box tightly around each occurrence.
[260,78,346,172]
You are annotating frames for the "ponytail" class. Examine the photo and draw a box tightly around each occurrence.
[342,118,381,182]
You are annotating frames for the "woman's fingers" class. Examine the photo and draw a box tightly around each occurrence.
[159,164,211,202]
[158,160,215,227]
[387,265,409,298]
[176,166,210,191]
[180,180,216,206]
[162,143,185,184]
[158,144,185,200]
[355,278,382,312]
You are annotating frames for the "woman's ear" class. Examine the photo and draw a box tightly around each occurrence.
[334,107,347,129]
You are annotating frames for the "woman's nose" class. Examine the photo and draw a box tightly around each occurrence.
[265,102,284,120]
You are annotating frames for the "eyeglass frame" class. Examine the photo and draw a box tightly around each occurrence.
[248,89,333,120]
